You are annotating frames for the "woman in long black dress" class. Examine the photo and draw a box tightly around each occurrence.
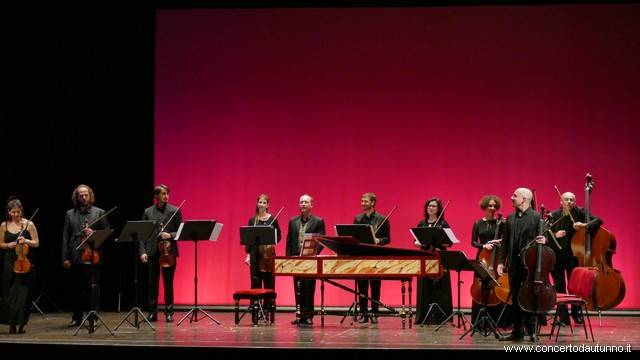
[413,197,453,325]
[0,196,39,334]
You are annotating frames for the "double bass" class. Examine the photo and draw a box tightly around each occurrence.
[571,173,625,310]
[470,212,503,306]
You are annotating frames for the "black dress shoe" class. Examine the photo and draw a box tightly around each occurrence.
[573,315,584,325]
[67,320,81,327]
[148,314,158,322]
[370,314,378,324]
[166,314,174,323]
[291,319,301,325]
[500,333,524,342]
[301,318,313,325]
[358,315,369,324]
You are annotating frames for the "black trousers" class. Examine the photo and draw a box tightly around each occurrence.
[147,255,176,315]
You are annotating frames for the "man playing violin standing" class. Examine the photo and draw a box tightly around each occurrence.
[353,192,390,324]
[140,184,182,323]
[62,184,110,328]
[497,188,548,342]
[549,191,602,326]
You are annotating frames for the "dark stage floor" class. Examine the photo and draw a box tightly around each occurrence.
[1,308,638,355]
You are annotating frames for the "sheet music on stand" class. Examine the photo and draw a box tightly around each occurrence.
[410,227,460,248]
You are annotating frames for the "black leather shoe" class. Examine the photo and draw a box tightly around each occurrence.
[370,314,378,324]
[573,315,584,325]
[166,314,174,323]
[67,320,81,327]
[358,315,369,324]
[500,333,524,342]
[301,318,313,325]
[291,319,301,325]
[148,314,158,322]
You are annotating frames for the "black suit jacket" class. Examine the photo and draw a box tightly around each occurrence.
[286,214,326,256]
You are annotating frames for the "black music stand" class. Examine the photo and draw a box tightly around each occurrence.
[177,220,220,326]
[114,220,157,331]
[429,250,472,331]
[460,261,502,339]
[239,225,278,322]
[334,224,376,244]
[335,224,376,323]
[74,229,115,335]
[411,227,460,249]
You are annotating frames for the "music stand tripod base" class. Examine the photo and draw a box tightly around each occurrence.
[113,220,157,332]
[73,228,115,336]
[177,220,222,326]
[178,307,221,325]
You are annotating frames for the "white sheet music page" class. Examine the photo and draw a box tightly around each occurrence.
[209,222,223,241]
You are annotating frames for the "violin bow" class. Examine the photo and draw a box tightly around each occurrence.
[433,199,451,228]
[554,185,576,223]
[374,205,397,234]
[267,206,285,226]
[159,200,186,233]
[17,208,39,238]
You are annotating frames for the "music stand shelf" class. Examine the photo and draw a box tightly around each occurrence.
[74,228,115,335]
[177,220,221,326]
[114,220,157,332]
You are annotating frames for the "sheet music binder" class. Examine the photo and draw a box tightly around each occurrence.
[410,227,459,248]
[334,224,376,245]
[239,225,278,245]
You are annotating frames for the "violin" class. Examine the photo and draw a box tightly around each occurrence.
[79,207,117,265]
[156,200,185,268]
[14,225,31,274]
[470,212,503,306]
[81,219,99,265]
[571,173,625,310]
[158,222,176,268]
[13,208,39,274]
[258,206,284,273]
[517,205,557,314]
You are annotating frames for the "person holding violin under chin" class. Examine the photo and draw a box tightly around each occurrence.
[62,184,110,328]
[497,188,549,343]
[140,184,182,323]
[0,196,39,334]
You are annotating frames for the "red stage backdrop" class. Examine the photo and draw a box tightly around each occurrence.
[155,5,640,310]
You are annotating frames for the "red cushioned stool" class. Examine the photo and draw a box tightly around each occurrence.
[233,289,276,325]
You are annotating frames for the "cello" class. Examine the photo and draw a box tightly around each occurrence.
[470,212,503,306]
[571,173,625,310]
[517,205,557,316]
